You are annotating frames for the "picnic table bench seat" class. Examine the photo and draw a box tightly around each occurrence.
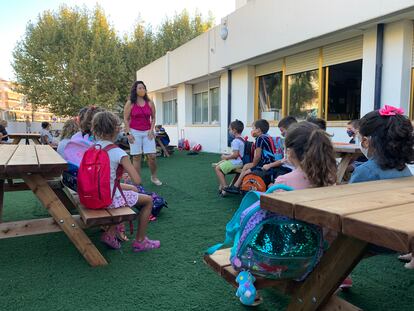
[48,179,137,227]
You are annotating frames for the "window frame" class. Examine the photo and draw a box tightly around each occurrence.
[192,87,220,125]
[162,98,177,125]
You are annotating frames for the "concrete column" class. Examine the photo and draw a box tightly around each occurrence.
[220,72,229,152]
[177,83,192,129]
[231,65,255,126]
[152,92,163,124]
[381,20,413,113]
[361,26,378,117]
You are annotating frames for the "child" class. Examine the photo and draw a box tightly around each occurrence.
[0,120,9,143]
[214,120,245,196]
[346,120,359,144]
[262,116,297,177]
[349,105,414,269]
[273,121,337,189]
[306,116,327,131]
[224,119,275,193]
[91,111,160,251]
[57,119,79,156]
[40,122,58,147]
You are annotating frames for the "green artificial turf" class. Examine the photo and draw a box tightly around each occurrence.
[0,151,413,310]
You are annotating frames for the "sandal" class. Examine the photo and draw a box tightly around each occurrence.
[149,214,157,222]
[132,237,160,252]
[116,223,129,242]
[101,232,121,249]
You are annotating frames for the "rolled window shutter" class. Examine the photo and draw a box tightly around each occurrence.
[285,49,319,75]
[256,59,283,76]
[323,36,363,67]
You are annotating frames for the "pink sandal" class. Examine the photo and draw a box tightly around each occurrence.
[132,237,160,252]
[101,232,121,249]
[116,223,129,241]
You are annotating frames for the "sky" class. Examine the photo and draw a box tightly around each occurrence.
[0,0,235,81]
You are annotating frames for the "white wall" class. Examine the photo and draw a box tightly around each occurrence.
[6,121,63,133]
[381,20,413,112]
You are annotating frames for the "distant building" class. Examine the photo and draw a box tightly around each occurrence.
[137,0,414,152]
[0,78,64,122]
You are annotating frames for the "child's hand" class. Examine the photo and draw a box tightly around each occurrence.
[262,164,271,171]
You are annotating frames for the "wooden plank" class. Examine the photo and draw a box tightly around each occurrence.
[336,153,354,184]
[0,179,4,223]
[342,203,414,253]
[77,205,113,227]
[294,187,414,231]
[8,133,41,139]
[0,145,18,173]
[0,216,85,239]
[333,143,361,154]
[203,248,232,275]
[261,177,414,218]
[4,182,30,192]
[35,145,67,175]
[286,234,367,311]
[6,145,39,176]
[23,174,107,267]
[107,207,137,224]
[320,296,362,311]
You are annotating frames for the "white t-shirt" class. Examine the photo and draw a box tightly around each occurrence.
[95,140,128,198]
[230,137,245,166]
[40,128,55,144]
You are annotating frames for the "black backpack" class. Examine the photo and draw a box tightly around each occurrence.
[235,137,254,164]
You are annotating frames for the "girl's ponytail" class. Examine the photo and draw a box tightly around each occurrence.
[302,129,337,187]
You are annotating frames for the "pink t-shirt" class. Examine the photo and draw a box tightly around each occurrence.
[130,101,152,131]
[274,169,311,190]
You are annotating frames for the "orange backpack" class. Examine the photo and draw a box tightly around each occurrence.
[240,173,268,193]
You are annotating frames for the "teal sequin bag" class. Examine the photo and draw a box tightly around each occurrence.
[206,185,324,280]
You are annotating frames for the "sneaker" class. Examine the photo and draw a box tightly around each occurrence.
[149,214,157,222]
[151,177,163,186]
[132,237,160,252]
[101,232,121,249]
[339,277,353,290]
[223,185,241,194]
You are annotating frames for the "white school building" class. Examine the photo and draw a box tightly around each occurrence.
[138,0,414,153]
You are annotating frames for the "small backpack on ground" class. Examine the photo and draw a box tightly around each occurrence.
[135,185,168,217]
[206,185,324,281]
[78,144,124,209]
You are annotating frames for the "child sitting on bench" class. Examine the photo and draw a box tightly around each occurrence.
[214,120,245,196]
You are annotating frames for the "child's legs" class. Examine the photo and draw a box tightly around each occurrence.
[135,194,153,241]
[234,166,251,188]
[132,155,142,176]
[214,165,227,188]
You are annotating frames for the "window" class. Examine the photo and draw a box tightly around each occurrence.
[210,87,220,123]
[258,72,283,120]
[193,88,220,124]
[163,99,177,125]
[287,70,319,120]
[325,60,362,121]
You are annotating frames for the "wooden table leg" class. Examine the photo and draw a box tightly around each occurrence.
[0,179,4,223]
[286,234,367,311]
[12,138,21,145]
[22,174,108,267]
[33,138,41,145]
[336,154,354,184]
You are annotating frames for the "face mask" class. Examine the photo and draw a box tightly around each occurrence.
[359,140,369,159]
[228,132,235,139]
[347,130,355,137]
[137,90,146,97]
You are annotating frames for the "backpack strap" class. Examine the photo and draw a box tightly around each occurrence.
[234,137,245,160]
[104,144,134,234]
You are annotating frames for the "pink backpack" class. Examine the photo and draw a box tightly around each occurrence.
[63,132,93,167]
[77,144,123,209]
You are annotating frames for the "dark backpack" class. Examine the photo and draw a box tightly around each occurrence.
[136,185,168,217]
[235,137,254,164]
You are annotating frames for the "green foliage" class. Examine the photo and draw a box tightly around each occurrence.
[13,6,213,116]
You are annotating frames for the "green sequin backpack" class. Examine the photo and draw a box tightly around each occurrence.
[206,185,324,280]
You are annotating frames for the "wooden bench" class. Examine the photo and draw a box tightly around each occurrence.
[204,248,359,310]
[49,180,137,228]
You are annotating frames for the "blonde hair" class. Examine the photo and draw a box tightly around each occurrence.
[60,119,79,140]
[92,111,121,140]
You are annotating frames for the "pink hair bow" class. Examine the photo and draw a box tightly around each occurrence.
[379,105,404,116]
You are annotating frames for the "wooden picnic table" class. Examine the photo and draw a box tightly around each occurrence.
[8,133,41,145]
[260,176,414,311]
[0,144,108,267]
[333,142,363,183]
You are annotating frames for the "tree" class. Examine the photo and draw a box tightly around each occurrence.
[13,6,214,116]
[13,5,125,116]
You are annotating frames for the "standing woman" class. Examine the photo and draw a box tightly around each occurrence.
[124,81,162,186]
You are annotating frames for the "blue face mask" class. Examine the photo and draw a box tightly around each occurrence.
[228,132,235,139]
[347,130,355,137]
